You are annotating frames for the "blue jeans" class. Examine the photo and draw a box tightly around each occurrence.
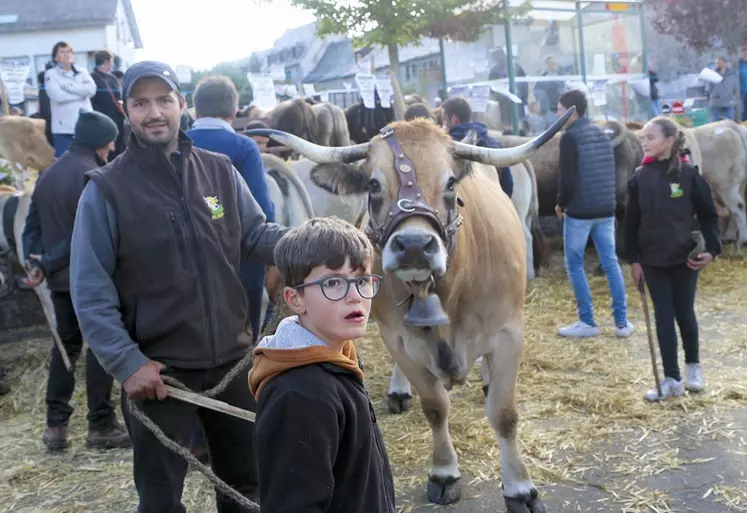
[711,106,734,122]
[741,94,747,122]
[563,216,628,327]
[651,99,660,117]
[53,134,73,157]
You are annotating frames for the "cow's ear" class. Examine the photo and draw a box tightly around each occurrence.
[310,163,369,195]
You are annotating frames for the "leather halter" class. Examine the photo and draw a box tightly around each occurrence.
[364,126,463,255]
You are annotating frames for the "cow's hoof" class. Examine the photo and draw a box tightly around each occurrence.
[482,384,489,397]
[504,489,546,513]
[387,393,413,414]
[427,474,461,505]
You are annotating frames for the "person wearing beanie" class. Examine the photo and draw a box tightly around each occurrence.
[21,107,129,453]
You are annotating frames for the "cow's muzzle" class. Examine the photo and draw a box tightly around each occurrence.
[382,227,447,281]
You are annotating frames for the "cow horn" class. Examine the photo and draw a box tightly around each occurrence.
[243,129,370,164]
[451,106,575,166]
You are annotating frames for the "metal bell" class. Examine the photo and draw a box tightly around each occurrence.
[403,292,450,327]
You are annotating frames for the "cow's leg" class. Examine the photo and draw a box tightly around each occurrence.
[388,361,413,414]
[717,184,747,249]
[485,330,545,513]
[390,343,461,505]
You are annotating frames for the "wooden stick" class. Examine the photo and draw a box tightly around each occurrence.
[639,281,662,398]
[165,385,256,423]
[23,263,73,371]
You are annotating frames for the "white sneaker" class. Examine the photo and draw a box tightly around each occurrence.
[643,377,685,402]
[685,363,705,393]
[557,321,600,338]
[615,321,635,338]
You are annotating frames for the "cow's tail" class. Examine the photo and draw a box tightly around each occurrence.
[525,160,551,270]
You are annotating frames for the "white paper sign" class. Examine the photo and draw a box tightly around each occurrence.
[0,62,29,105]
[302,83,316,97]
[374,75,392,108]
[469,85,491,113]
[175,65,192,84]
[247,73,278,110]
[270,65,286,82]
[320,91,330,103]
[355,73,376,109]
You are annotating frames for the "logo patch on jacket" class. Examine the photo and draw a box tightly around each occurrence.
[670,183,683,198]
[203,196,225,219]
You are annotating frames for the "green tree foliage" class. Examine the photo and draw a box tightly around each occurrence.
[189,63,254,108]
[648,0,747,55]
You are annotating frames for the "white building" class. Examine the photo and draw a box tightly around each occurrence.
[0,0,142,112]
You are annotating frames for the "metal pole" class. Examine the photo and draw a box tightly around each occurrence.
[504,2,519,134]
[576,2,587,84]
[638,2,652,119]
[438,37,448,100]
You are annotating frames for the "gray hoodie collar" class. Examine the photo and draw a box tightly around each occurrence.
[256,316,330,350]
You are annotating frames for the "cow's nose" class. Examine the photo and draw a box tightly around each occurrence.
[391,233,439,259]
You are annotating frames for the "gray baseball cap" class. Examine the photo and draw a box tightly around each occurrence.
[122,60,181,100]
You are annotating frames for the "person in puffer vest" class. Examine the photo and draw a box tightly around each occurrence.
[554,89,634,339]
[625,117,721,402]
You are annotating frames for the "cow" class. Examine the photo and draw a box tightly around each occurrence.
[245,109,574,512]
[0,116,55,176]
[310,102,352,147]
[345,93,395,144]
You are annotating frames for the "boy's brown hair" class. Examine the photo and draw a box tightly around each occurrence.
[274,217,374,289]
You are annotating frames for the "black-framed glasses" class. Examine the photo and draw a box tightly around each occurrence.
[294,274,384,301]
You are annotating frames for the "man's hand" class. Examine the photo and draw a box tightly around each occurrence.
[555,204,565,221]
[123,360,168,400]
[23,255,45,287]
[631,263,644,288]
[687,252,714,271]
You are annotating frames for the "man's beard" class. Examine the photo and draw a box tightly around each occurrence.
[132,119,178,150]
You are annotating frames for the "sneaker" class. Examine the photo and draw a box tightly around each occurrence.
[643,377,685,402]
[685,363,705,393]
[43,425,69,451]
[86,421,132,450]
[615,321,635,338]
[558,321,600,338]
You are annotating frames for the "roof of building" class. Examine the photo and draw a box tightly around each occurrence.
[302,39,358,83]
[0,0,143,48]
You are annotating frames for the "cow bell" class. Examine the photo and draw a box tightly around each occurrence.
[403,292,450,327]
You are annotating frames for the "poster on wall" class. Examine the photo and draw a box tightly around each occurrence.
[0,61,30,105]
[247,73,277,110]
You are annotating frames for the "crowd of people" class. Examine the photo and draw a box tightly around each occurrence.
[1,38,726,511]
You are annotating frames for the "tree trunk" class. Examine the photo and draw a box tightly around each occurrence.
[387,44,407,121]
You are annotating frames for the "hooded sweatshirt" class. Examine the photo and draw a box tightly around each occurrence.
[249,316,395,513]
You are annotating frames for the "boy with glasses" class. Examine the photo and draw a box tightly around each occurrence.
[249,217,396,513]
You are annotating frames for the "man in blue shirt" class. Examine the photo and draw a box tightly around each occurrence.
[187,75,275,343]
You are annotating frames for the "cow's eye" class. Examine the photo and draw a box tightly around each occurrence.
[368,178,382,194]
[446,176,457,192]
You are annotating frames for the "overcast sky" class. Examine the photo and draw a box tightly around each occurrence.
[130,0,317,70]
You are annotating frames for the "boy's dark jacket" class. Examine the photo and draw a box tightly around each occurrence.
[448,122,514,197]
[249,316,396,513]
[624,156,721,267]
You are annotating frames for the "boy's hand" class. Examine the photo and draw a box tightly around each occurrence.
[631,263,644,288]
[554,205,565,221]
[124,360,168,400]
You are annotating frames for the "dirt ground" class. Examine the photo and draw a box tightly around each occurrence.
[1,251,746,513]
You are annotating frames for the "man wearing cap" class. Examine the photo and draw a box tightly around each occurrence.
[22,109,131,452]
[69,61,288,512]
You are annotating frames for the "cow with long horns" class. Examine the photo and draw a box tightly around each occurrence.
[245,108,573,512]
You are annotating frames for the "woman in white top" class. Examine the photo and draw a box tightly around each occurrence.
[44,41,96,157]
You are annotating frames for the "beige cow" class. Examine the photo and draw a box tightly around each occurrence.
[252,111,573,512]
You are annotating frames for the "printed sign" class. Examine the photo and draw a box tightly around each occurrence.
[247,73,277,110]
[374,75,393,108]
[469,85,491,113]
[0,61,30,105]
[355,73,376,109]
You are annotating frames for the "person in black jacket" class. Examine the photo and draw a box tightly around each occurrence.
[625,116,721,402]
[248,217,395,513]
[441,96,513,197]
[90,50,126,161]
[22,110,131,451]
